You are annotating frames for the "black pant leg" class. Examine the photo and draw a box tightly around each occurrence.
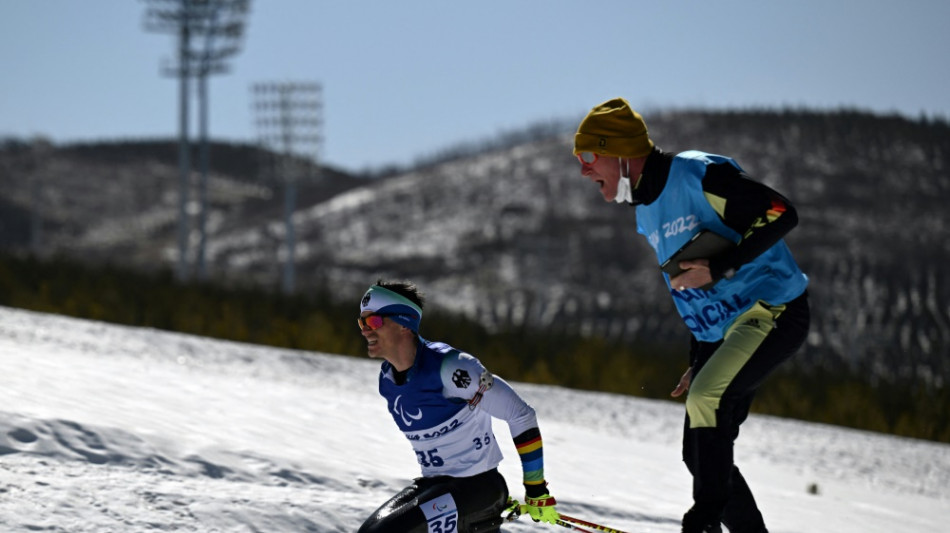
[358,481,431,533]
[458,469,509,532]
[682,293,810,531]
[721,466,766,533]
[358,469,509,533]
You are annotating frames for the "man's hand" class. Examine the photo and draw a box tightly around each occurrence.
[670,259,712,290]
[671,366,692,398]
[524,493,559,524]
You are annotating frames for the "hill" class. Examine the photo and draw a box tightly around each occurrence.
[1,109,948,394]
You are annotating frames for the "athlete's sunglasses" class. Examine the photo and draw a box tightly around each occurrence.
[576,151,599,165]
[358,313,401,331]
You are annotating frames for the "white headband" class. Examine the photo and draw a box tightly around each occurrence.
[360,285,423,331]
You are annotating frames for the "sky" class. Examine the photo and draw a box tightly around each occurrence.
[1,305,948,532]
[2,1,949,173]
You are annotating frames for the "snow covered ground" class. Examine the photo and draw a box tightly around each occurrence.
[1,306,947,532]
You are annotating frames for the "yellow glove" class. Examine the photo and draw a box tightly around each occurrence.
[524,493,559,524]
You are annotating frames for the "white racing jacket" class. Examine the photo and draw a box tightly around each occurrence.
[378,338,538,478]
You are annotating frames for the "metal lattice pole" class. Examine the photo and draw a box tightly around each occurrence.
[194,0,250,280]
[251,82,323,294]
[143,0,249,282]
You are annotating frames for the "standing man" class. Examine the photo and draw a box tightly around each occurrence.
[357,280,559,533]
[573,98,810,533]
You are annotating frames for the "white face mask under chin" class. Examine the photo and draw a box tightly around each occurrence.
[614,176,633,204]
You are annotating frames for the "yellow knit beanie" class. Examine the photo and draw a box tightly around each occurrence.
[574,97,654,158]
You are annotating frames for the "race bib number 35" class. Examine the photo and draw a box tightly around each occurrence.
[421,493,459,533]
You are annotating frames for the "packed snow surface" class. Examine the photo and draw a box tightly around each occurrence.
[1,306,947,532]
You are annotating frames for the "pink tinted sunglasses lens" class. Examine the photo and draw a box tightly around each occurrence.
[358,314,386,330]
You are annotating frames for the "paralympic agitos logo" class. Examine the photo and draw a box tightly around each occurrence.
[392,394,423,426]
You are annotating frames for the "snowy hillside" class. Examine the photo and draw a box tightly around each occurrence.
[1,306,947,532]
[3,112,949,386]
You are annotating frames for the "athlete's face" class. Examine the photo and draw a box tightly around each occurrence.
[579,154,622,202]
[359,311,402,360]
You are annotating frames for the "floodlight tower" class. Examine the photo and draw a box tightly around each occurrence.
[144,0,197,281]
[143,0,249,282]
[193,0,250,280]
[251,82,323,294]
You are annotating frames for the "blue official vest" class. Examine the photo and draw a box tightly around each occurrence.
[635,151,808,341]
